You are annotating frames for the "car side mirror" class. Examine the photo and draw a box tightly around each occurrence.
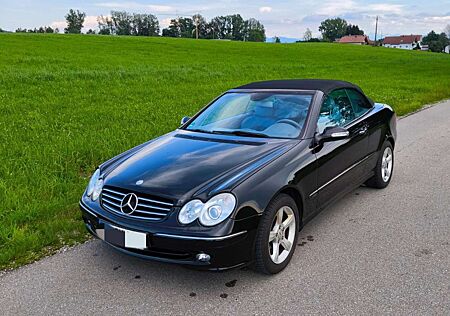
[316,126,349,143]
[180,116,191,126]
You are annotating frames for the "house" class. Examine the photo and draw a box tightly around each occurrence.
[382,35,422,50]
[338,35,370,45]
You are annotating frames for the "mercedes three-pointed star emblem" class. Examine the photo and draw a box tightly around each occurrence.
[120,193,139,215]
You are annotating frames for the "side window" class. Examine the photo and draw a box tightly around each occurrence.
[345,89,372,117]
[317,89,355,133]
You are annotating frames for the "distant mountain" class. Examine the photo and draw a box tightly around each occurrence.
[266,37,301,43]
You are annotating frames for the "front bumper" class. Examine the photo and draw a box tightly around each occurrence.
[80,200,258,270]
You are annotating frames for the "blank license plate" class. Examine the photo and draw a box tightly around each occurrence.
[97,224,147,250]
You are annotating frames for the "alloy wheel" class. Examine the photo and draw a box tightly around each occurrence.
[381,147,393,182]
[268,206,296,264]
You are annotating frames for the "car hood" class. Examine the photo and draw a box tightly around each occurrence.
[102,130,297,204]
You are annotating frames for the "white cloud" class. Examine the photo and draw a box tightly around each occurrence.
[424,15,450,22]
[317,0,357,16]
[259,7,272,13]
[50,20,66,31]
[317,0,404,16]
[96,2,172,12]
[84,16,101,30]
[367,4,403,15]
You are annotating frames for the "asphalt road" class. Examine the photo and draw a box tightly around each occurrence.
[1,101,449,315]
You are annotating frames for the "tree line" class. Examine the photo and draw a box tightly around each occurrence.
[162,14,265,41]
[14,9,265,42]
[97,11,265,41]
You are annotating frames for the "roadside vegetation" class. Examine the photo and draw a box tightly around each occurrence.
[0,33,449,270]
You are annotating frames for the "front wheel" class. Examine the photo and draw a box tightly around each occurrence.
[366,141,394,189]
[254,194,299,274]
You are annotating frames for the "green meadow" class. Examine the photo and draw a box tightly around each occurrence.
[0,33,449,270]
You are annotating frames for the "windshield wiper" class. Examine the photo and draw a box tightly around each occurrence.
[187,128,215,134]
[211,130,270,138]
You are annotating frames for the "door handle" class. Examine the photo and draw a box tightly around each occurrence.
[358,126,368,135]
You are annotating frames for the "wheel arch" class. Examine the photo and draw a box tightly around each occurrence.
[385,134,395,148]
[277,186,305,230]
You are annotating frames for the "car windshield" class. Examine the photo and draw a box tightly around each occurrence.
[185,92,313,139]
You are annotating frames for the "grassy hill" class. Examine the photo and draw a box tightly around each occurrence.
[0,33,449,270]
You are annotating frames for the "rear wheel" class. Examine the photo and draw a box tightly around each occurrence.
[366,141,394,189]
[254,194,299,274]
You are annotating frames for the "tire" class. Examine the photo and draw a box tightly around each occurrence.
[366,140,394,189]
[254,194,299,274]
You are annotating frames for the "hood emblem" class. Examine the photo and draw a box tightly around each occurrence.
[120,193,138,215]
[136,179,144,185]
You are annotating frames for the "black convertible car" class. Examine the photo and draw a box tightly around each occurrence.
[80,79,396,274]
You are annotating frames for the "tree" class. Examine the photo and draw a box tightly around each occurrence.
[162,17,195,38]
[16,28,27,33]
[303,28,312,41]
[111,11,133,35]
[98,15,114,35]
[86,29,96,34]
[45,26,54,33]
[162,19,179,37]
[274,36,281,43]
[244,18,266,42]
[318,17,347,42]
[192,14,208,39]
[229,14,245,41]
[65,9,86,34]
[208,16,227,39]
[132,13,159,36]
[422,30,449,53]
[345,24,364,36]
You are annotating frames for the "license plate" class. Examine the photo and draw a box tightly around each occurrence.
[96,224,148,250]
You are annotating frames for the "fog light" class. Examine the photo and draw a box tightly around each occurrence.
[196,253,210,262]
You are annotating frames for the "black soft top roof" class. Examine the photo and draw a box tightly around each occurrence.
[234,79,362,94]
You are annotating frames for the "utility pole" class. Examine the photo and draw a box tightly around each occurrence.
[194,13,199,39]
[374,16,379,46]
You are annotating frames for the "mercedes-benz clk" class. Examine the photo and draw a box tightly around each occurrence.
[80,79,396,274]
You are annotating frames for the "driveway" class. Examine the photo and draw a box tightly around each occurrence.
[1,100,449,315]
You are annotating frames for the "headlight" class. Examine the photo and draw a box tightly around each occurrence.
[86,169,103,201]
[86,169,100,197]
[178,193,236,227]
[91,178,104,201]
[178,199,203,224]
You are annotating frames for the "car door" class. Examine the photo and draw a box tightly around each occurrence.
[313,89,370,210]
[345,88,379,172]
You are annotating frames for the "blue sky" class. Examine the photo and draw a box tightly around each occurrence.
[1,0,449,38]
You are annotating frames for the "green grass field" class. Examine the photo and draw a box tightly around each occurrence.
[0,33,449,270]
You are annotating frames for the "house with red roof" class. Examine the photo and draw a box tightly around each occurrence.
[382,35,422,50]
[338,35,370,45]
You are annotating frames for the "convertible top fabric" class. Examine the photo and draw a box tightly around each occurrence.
[234,79,362,94]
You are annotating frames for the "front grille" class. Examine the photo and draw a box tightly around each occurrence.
[101,186,174,221]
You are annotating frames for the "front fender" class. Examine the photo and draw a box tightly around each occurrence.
[231,140,317,221]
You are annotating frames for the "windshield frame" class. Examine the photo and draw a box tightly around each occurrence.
[180,89,319,140]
